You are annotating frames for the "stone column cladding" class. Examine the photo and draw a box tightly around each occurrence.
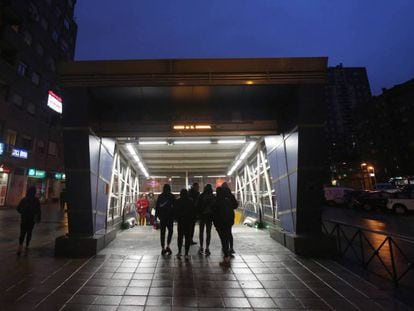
[267,84,336,257]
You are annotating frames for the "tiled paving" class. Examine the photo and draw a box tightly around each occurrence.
[0,222,410,310]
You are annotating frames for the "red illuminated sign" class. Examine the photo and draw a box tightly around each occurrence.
[47,90,63,114]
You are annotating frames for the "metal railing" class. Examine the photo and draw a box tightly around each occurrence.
[322,219,414,287]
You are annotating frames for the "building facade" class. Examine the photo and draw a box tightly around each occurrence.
[0,0,77,206]
[325,64,372,187]
[358,79,414,181]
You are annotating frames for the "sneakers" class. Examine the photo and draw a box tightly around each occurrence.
[190,241,197,245]
[198,247,204,255]
[230,248,235,254]
[176,252,182,258]
[205,248,211,256]
[161,248,167,255]
[165,247,172,255]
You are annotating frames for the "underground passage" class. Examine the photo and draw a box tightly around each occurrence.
[54,57,336,257]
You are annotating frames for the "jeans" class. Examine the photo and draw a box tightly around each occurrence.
[177,222,192,255]
[19,221,35,246]
[216,226,232,257]
[199,219,212,249]
[160,218,173,248]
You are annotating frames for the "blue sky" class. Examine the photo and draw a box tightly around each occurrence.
[75,0,414,94]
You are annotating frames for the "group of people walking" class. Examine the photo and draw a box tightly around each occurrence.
[154,182,238,266]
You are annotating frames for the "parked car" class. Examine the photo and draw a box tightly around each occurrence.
[324,187,355,205]
[122,203,137,229]
[349,191,390,211]
[387,192,414,214]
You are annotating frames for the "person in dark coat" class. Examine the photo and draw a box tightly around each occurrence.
[174,189,196,259]
[197,184,215,255]
[16,186,41,256]
[221,182,238,255]
[213,187,235,266]
[155,184,175,255]
[188,182,200,245]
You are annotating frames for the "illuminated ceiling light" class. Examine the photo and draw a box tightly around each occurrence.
[139,141,167,145]
[171,176,182,178]
[151,175,167,178]
[246,81,253,85]
[173,124,211,130]
[174,140,211,145]
[217,139,246,144]
[193,175,203,178]
[207,175,226,178]
[195,125,211,130]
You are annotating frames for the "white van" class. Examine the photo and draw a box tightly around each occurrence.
[324,187,354,205]
[387,193,414,214]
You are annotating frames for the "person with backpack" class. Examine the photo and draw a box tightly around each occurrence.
[197,184,215,256]
[212,186,235,266]
[155,184,175,255]
[221,182,238,255]
[174,189,196,260]
[16,186,41,256]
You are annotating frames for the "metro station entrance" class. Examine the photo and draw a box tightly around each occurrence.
[55,58,335,257]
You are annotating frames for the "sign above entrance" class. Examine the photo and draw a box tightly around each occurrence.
[11,148,28,159]
[173,124,211,130]
[28,168,46,178]
[47,90,63,114]
[0,143,4,155]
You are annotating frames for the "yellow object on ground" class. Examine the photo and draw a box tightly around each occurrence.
[234,209,243,225]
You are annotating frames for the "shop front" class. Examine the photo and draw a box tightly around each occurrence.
[0,164,11,207]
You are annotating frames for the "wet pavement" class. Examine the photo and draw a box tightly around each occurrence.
[0,206,410,311]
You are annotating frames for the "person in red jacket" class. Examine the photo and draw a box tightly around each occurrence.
[136,194,149,226]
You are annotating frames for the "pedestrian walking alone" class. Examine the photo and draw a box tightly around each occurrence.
[16,186,41,256]
[155,184,175,255]
[197,184,215,256]
[213,187,235,267]
[188,182,200,245]
[136,194,149,226]
[221,182,238,255]
[174,189,196,260]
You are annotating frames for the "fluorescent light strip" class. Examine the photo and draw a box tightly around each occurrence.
[207,175,226,178]
[195,125,211,129]
[126,144,136,155]
[174,140,211,145]
[139,141,167,145]
[217,139,245,144]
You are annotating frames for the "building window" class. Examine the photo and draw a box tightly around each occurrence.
[40,17,48,30]
[52,31,59,43]
[35,44,44,56]
[48,141,58,156]
[31,72,41,86]
[60,39,68,52]
[46,57,56,72]
[37,140,45,153]
[27,102,36,115]
[11,94,23,107]
[21,135,33,150]
[6,130,17,146]
[64,18,70,30]
[23,31,33,46]
[17,62,28,77]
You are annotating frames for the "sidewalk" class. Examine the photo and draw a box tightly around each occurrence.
[0,220,410,310]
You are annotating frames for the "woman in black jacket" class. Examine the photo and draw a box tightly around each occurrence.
[16,186,41,256]
[197,184,215,255]
[174,189,196,260]
[155,184,175,255]
[213,187,235,266]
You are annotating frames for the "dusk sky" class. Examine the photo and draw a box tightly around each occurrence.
[74,0,414,95]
